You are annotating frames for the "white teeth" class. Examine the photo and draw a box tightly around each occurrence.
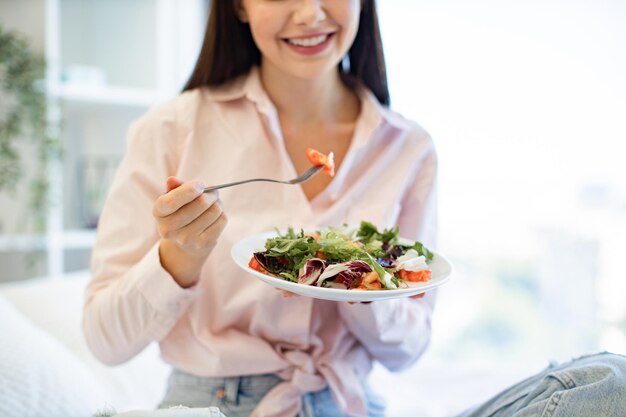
[288,34,328,47]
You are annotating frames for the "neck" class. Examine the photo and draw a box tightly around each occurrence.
[259,64,358,126]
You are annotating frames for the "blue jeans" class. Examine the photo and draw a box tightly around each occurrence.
[159,352,626,417]
[159,371,385,417]
[454,352,626,417]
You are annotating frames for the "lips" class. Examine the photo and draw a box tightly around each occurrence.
[282,32,335,56]
[286,33,330,47]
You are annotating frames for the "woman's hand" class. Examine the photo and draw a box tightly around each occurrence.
[153,176,227,288]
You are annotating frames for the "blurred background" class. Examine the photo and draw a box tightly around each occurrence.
[1,1,625,416]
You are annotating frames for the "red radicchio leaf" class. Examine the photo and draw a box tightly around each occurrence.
[298,258,327,285]
[317,260,373,289]
[253,252,289,274]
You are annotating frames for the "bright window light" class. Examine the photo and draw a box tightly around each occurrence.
[378,0,626,366]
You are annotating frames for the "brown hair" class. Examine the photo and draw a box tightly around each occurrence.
[183,0,390,106]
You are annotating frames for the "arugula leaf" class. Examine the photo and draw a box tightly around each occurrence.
[363,240,385,258]
[408,241,434,261]
[356,221,379,243]
[356,221,399,244]
[380,226,399,245]
[317,232,363,262]
[263,228,321,278]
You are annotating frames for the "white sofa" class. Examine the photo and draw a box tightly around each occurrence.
[0,270,532,417]
[0,271,170,417]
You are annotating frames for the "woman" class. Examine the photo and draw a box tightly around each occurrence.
[84,1,626,416]
[85,1,434,416]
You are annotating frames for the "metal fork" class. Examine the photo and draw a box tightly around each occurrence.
[203,165,324,193]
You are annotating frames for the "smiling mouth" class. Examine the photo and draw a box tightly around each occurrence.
[285,33,333,47]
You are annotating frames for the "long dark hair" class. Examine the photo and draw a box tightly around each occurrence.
[183,0,390,106]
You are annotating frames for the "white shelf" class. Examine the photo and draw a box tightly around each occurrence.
[49,82,164,107]
[0,0,207,279]
[0,235,47,252]
[0,229,97,252]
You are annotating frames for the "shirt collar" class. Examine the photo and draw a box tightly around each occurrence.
[203,67,412,131]
[202,67,273,112]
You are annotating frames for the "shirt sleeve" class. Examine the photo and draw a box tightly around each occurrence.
[82,103,202,366]
[338,137,438,371]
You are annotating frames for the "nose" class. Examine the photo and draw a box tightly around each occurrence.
[293,0,326,27]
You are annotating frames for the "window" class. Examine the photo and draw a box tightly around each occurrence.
[378,0,626,366]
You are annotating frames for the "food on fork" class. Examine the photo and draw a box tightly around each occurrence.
[248,221,433,291]
[306,148,335,177]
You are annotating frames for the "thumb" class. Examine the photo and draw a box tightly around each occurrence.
[166,176,184,193]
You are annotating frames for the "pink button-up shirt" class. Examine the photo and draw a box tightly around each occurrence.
[84,68,438,417]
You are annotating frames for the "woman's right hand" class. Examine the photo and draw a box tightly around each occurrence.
[152,176,227,288]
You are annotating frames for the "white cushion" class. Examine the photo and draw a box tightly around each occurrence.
[0,271,171,413]
[0,296,107,417]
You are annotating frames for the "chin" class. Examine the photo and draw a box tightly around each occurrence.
[286,61,342,81]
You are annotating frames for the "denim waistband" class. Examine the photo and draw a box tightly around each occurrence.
[161,368,386,417]
[166,370,283,405]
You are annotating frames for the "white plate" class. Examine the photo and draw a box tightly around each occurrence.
[231,230,454,302]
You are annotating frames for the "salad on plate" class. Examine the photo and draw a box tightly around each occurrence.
[248,221,434,291]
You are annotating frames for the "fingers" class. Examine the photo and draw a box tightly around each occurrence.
[153,178,206,218]
[163,200,226,247]
[153,177,228,260]
[166,176,184,193]
[158,192,220,237]
[347,294,425,305]
[197,209,228,245]
[275,289,296,298]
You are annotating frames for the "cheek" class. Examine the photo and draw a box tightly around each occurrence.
[248,14,282,52]
[336,3,361,45]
